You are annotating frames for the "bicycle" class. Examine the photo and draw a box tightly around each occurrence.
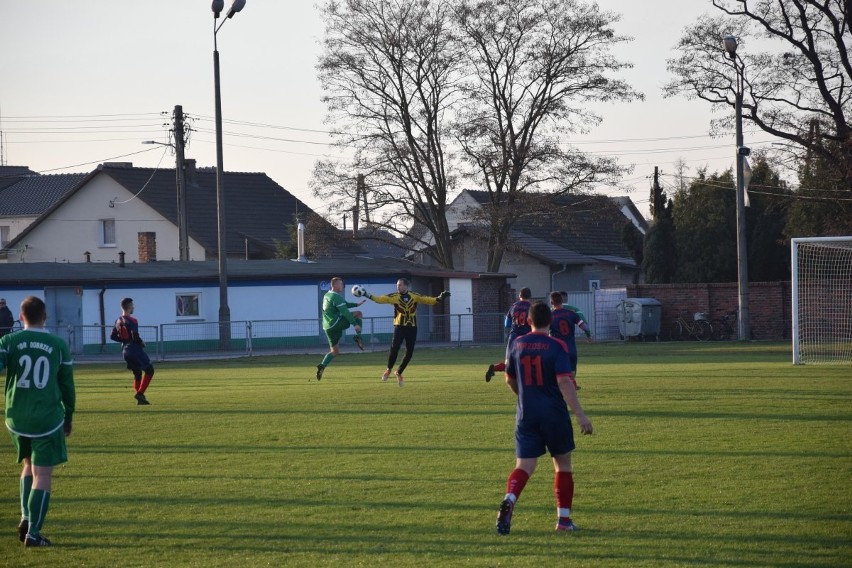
[670,311,713,341]
[711,310,737,341]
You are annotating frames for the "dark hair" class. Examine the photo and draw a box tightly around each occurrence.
[20,296,46,325]
[549,291,564,306]
[121,297,134,310]
[519,287,532,299]
[528,301,552,328]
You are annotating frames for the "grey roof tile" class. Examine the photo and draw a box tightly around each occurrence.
[0,173,86,216]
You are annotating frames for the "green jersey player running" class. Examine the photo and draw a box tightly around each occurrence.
[316,277,366,381]
[0,296,75,548]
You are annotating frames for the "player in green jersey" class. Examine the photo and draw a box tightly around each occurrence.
[0,296,75,548]
[316,277,366,381]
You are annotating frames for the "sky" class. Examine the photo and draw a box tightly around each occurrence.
[0,1,781,222]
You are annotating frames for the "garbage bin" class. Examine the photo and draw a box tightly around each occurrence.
[616,298,662,340]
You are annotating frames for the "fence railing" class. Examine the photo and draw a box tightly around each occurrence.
[50,301,625,361]
[57,312,511,361]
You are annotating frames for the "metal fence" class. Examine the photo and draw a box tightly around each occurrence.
[50,294,627,362]
[60,313,508,361]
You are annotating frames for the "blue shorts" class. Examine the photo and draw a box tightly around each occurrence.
[515,408,575,458]
[124,346,152,372]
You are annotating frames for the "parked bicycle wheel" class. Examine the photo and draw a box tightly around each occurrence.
[711,318,732,340]
[695,319,713,341]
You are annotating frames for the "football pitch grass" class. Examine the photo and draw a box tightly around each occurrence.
[1,342,850,567]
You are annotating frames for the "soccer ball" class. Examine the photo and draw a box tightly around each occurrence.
[351,284,366,298]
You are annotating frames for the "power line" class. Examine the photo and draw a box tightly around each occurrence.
[33,147,163,173]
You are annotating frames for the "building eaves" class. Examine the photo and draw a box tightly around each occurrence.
[0,258,508,287]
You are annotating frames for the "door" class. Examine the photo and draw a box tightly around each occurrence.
[448,278,473,342]
[44,287,83,352]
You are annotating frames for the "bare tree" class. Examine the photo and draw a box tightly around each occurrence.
[664,0,851,189]
[453,0,641,272]
[314,0,462,268]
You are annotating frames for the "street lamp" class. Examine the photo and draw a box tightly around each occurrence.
[211,0,245,346]
[722,34,751,341]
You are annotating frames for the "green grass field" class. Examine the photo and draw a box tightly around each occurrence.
[2,342,850,567]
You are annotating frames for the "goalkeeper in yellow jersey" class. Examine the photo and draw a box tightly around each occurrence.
[362,278,449,387]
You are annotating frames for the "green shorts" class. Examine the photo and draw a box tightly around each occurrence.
[324,324,349,347]
[9,427,68,467]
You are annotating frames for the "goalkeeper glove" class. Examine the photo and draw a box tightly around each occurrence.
[438,290,451,300]
[364,289,373,300]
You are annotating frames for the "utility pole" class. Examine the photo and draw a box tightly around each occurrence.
[650,166,667,221]
[357,173,370,224]
[173,105,190,261]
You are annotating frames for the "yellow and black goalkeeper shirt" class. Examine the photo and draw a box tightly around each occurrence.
[371,292,439,327]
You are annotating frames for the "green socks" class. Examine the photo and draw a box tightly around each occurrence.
[20,475,33,520]
[321,353,335,367]
[27,489,50,536]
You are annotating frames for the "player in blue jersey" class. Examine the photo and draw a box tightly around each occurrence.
[549,291,592,390]
[113,298,154,405]
[495,301,592,535]
[485,287,533,382]
[1,296,75,547]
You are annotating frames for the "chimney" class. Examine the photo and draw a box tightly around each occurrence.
[352,206,359,238]
[138,232,157,262]
[184,159,197,185]
[119,251,126,267]
[296,220,308,262]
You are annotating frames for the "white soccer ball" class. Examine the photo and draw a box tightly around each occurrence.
[351,284,366,298]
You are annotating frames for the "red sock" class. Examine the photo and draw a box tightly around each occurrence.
[133,379,141,393]
[555,471,574,519]
[493,362,506,372]
[505,468,530,501]
[138,374,153,394]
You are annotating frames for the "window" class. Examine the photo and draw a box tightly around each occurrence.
[176,293,200,318]
[0,226,9,247]
[99,219,116,246]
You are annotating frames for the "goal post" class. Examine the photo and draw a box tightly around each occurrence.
[791,236,852,365]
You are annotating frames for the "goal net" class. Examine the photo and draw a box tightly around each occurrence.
[791,237,852,365]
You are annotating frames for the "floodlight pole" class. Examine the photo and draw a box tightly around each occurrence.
[211,0,246,347]
[723,35,751,341]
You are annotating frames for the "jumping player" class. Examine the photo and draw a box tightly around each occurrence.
[361,279,449,387]
[316,277,366,381]
[1,296,76,547]
[485,287,533,382]
[549,291,592,390]
[113,298,154,405]
[496,301,593,535]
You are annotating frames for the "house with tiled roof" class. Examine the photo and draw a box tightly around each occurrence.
[0,161,361,263]
[0,170,87,250]
[417,189,646,296]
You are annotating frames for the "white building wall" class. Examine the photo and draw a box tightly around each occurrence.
[0,216,38,247]
[5,173,205,263]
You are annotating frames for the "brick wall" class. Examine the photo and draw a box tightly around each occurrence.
[626,281,792,340]
[472,277,513,343]
[138,232,156,263]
